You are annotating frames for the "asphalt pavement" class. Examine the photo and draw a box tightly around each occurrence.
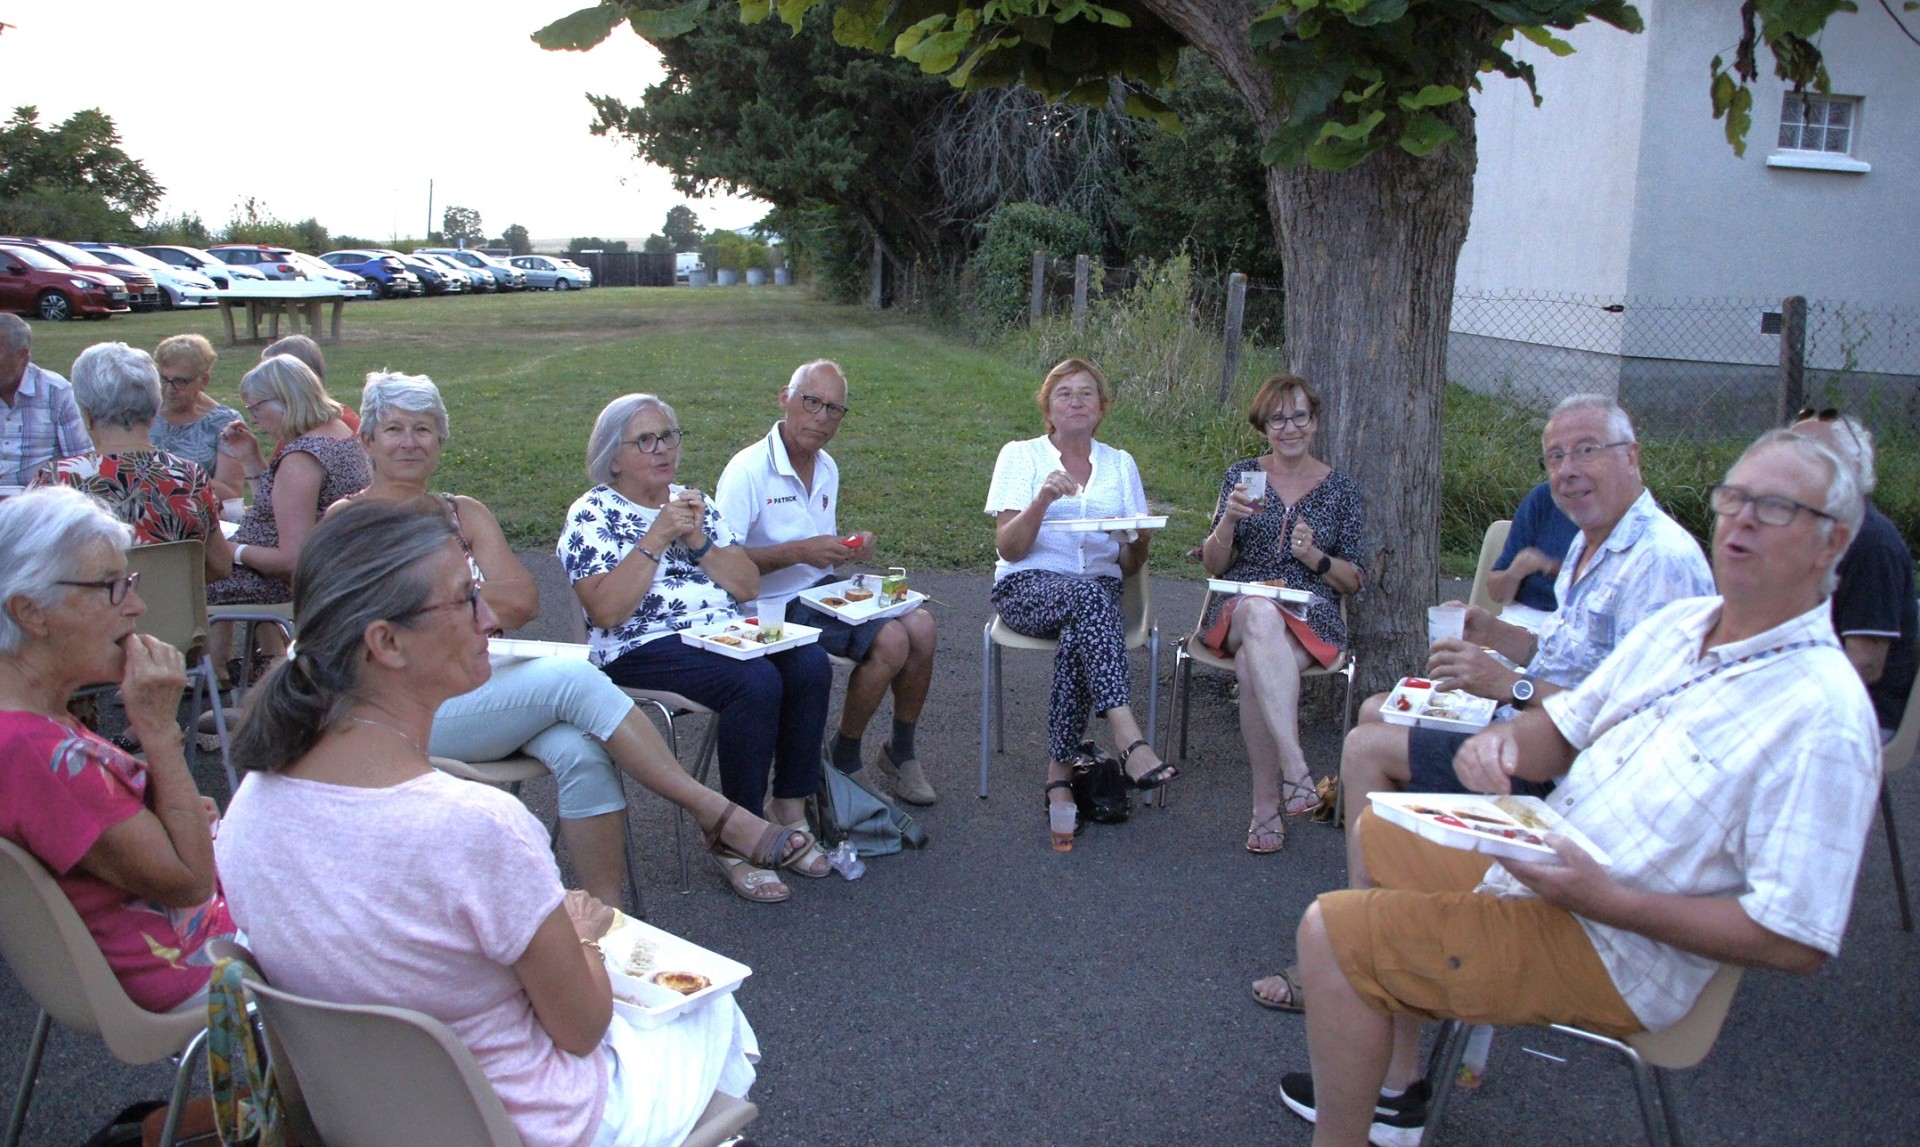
[4,562,1917,1145]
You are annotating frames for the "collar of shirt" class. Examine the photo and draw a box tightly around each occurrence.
[1697,596,1842,666]
[766,421,800,480]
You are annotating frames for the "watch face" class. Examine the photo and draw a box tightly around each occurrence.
[1512,678,1534,702]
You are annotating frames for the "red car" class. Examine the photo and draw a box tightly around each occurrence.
[6,237,163,311]
[0,243,131,320]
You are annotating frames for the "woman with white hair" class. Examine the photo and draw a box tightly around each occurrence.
[334,373,813,907]
[31,341,235,582]
[0,486,236,1011]
[561,394,834,903]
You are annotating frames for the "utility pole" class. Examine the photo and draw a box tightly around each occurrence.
[426,180,434,243]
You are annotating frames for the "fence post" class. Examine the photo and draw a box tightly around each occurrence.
[1777,295,1807,424]
[1029,251,1047,324]
[870,234,885,309]
[1073,255,1089,323]
[1217,272,1248,409]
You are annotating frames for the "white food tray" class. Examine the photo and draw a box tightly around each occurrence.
[488,638,591,661]
[1498,603,1552,633]
[601,914,752,1029]
[1369,792,1611,866]
[219,519,239,538]
[1378,677,1498,734]
[1048,515,1169,532]
[680,618,821,660]
[1207,578,1313,605]
[794,578,926,624]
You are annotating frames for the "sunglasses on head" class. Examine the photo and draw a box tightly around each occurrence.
[1793,407,1842,424]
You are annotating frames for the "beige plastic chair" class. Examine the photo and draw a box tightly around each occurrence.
[1467,519,1513,616]
[1874,601,1920,931]
[978,565,1158,799]
[112,539,241,794]
[0,837,211,1147]
[1421,963,1744,1147]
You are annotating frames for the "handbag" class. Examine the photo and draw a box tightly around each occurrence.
[812,758,929,856]
[1068,740,1132,824]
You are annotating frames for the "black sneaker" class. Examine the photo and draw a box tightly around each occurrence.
[1279,1072,1429,1147]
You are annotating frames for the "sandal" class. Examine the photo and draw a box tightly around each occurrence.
[1119,739,1178,791]
[703,803,810,870]
[1246,811,1286,854]
[1251,964,1305,1013]
[1281,777,1323,819]
[778,821,832,878]
[710,854,791,904]
[1045,779,1081,852]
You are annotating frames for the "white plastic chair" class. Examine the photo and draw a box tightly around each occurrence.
[1467,519,1513,616]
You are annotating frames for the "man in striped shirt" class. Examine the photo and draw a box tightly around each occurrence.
[0,314,91,485]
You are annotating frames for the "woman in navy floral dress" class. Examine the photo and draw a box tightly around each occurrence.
[559,394,832,901]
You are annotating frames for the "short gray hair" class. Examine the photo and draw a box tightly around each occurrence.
[69,342,162,431]
[0,313,29,356]
[1548,393,1636,444]
[586,393,676,486]
[0,486,133,655]
[1799,412,1877,495]
[359,371,449,443]
[786,359,849,398]
[1731,429,1865,595]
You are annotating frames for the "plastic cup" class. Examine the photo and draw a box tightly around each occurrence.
[221,498,246,523]
[751,600,785,642]
[1235,470,1267,509]
[1427,605,1466,646]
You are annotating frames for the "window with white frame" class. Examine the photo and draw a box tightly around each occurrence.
[1769,92,1870,172]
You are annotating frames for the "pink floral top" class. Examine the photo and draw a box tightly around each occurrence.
[0,711,235,1011]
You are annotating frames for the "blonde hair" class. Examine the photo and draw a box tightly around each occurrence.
[153,333,216,378]
[1036,357,1111,434]
[239,355,343,438]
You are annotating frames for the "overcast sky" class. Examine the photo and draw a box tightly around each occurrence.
[1,1,768,246]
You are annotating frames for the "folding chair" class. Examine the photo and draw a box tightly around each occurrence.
[0,837,211,1147]
[1467,519,1513,616]
[121,539,238,794]
[1420,963,1743,1147]
[1874,600,1920,931]
[978,565,1158,799]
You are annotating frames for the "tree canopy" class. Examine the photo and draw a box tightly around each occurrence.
[443,205,485,247]
[0,105,163,238]
[662,203,706,250]
[501,223,533,255]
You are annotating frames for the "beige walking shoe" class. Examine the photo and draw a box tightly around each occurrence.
[878,743,937,805]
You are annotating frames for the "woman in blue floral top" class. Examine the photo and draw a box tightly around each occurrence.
[560,394,832,902]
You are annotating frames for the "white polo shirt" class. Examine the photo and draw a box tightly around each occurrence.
[715,422,841,613]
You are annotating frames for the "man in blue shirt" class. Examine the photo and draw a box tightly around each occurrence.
[1485,481,1577,613]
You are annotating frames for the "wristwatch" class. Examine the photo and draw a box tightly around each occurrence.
[1510,676,1537,708]
[1314,553,1333,576]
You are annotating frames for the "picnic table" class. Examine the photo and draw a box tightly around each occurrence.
[213,283,349,346]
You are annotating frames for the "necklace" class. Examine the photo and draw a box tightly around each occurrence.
[346,715,429,759]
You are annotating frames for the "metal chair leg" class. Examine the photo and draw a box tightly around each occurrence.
[993,643,1005,754]
[1419,1018,1471,1147]
[1654,1067,1687,1147]
[1146,625,1160,755]
[1174,654,1193,763]
[1622,1050,1669,1147]
[1882,779,1913,931]
[155,1025,209,1147]
[979,621,994,799]
[4,1011,49,1147]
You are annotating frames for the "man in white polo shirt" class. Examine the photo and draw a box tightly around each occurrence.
[715,360,941,804]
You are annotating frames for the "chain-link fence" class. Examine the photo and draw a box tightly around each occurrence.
[1448,290,1920,438]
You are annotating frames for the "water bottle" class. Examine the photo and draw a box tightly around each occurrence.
[828,840,865,881]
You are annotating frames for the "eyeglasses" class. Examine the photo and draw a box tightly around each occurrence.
[57,571,140,606]
[795,393,849,420]
[402,584,481,624]
[1539,441,1631,472]
[160,374,201,390]
[244,397,279,415]
[1264,411,1313,430]
[622,429,684,454]
[1707,483,1835,527]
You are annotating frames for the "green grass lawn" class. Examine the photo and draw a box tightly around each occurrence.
[26,289,1255,571]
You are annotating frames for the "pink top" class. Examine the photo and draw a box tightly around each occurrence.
[0,711,235,1012]
[215,769,605,1147]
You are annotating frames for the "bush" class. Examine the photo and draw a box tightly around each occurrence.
[964,202,1098,330]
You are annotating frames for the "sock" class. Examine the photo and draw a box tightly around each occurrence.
[831,732,864,772]
[1378,1086,1405,1099]
[890,719,917,762]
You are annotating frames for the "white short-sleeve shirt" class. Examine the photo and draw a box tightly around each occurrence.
[714,423,840,614]
[984,436,1148,582]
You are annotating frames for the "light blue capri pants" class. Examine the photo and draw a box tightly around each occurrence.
[428,654,635,819]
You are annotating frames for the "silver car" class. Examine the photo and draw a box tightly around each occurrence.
[510,255,592,291]
[415,248,525,291]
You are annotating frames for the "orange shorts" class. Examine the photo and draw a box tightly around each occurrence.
[1315,809,1643,1037]
[1200,594,1340,668]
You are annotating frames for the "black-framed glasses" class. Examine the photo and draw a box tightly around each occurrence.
[1707,483,1835,527]
[1265,410,1313,430]
[622,429,684,454]
[1539,441,1631,472]
[57,571,140,606]
[160,374,201,390]
[796,393,849,420]
[402,584,481,623]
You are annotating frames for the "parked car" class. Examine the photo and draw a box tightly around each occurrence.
[395,254,462,295]
[136,244,270,290]
[557,256,595,287]
[415,247,525,291]
[208,244,308,280]
[318,250,419,299]
[3,238,162,311]
[75,243,218,309]
[417,252,492,293]
[0,243,130,320]
[509,255,592,291]
[280,252,375,300]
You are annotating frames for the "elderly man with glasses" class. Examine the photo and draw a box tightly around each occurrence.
[1253,393,1713,1013]
[0,312,92,486]
[1279,430,1880,1146]
[715,360,941,804]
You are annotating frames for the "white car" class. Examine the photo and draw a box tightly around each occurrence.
[283,252,374,299]
[510,255,592,291]
[419,253,491,292]
[76,243,219,308]
[136,245,269,290]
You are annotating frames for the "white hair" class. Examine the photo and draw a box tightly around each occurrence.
[360,371,449,444]
[785,360,849,398]
[0,486,133,654]
[69,342,162,431]
[0,313,29,356]
[1797,413,1877,495]
[586,393,677,486]
[1548,393,1636,444]
[1731,429,1865,596]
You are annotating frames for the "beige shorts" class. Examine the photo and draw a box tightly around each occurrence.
[1316,809,1643,1037]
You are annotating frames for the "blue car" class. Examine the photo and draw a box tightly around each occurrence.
[319,250,421,299]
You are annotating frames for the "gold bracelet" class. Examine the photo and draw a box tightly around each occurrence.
[580,936,604,957]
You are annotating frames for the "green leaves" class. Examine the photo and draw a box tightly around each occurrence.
[1710,57,1755,157]
[531,4,623,50]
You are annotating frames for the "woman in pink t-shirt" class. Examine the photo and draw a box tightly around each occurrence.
[0,486,235,1013]
[217,499,757,1147]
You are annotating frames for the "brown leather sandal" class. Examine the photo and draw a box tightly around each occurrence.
[704,803,810,869]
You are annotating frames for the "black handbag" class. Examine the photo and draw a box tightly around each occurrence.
[1069,740,1133,824]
